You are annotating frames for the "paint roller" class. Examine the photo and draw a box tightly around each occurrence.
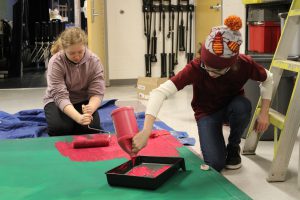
[72,123,111,149]
[72,134,111,149]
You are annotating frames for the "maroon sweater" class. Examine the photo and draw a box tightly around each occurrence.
[170,54,267,121]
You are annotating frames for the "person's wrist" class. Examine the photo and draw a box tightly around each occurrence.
[142,129,152,137]
[259,110,269,117]
[75,113,82,124]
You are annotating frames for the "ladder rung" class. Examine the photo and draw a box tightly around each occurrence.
[268,108,285,130]
[289,9,300,17]
[272,60,300,72]
[255,108,285,130]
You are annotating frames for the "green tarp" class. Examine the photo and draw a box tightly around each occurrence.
[0,137,252,200]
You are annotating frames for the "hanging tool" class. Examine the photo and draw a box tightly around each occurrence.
[145,12,152,77]
[159,0,162,32]
[166,0,171,38]
[143,3,147,36]
[151,1,160,62]
[160,0,167,77]
[143,1,152,77]
[178,1,185,52]
[174,0,180,65]
[169,2,175,77]
[186,4,194,63]
[185,0,189,58]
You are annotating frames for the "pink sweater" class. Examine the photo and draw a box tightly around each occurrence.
[43,49,105,111]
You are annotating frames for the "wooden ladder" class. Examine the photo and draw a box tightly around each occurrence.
[242,0,300,182]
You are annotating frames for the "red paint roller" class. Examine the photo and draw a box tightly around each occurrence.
[72,134,111,149]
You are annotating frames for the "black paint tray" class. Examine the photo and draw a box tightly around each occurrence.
[105,156,186,190]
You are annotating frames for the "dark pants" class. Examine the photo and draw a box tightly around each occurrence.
[196,96,252,171]
[44,101,101,136]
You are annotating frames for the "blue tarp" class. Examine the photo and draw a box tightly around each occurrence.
[0,99,195,145]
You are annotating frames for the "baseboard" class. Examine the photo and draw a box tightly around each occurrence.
[109,79,137,86]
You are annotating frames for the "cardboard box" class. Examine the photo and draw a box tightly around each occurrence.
[137,77,168,100]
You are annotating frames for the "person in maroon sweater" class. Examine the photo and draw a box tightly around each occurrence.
[132,16,274,172]
[43,27,105,136]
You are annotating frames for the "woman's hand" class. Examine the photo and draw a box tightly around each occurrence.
[76,113,93,125]
[132,130,151,154]
[82,104,93,115]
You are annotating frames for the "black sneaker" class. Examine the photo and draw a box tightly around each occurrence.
[225,144,242,169]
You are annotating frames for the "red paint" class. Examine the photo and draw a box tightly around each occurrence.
[126,165,171,178]
[131,156,137,167]
[55,130,182,162]
[150,129,170,138]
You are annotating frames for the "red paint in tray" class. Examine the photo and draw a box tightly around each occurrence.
[126,164,171,178]
[105,156,186,190]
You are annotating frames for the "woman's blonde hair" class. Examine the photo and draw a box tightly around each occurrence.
[50,27,88,55]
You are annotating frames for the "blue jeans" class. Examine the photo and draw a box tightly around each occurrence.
[196,96,252,171]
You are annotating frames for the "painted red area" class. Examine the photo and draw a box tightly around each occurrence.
[55,130,182,162]
[126,165,171,178]
[150,129,170,138]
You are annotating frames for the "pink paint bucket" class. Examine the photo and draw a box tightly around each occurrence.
[111,106,139,155]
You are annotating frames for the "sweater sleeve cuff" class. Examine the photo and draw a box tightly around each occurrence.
[58,99,72,111]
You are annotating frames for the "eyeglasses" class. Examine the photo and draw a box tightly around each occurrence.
[200,63,230,76]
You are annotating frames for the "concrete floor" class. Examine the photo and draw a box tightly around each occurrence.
[0,85,299,199]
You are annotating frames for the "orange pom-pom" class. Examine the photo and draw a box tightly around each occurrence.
[224,15,242,31]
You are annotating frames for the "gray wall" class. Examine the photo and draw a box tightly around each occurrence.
[0,0,18,20]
